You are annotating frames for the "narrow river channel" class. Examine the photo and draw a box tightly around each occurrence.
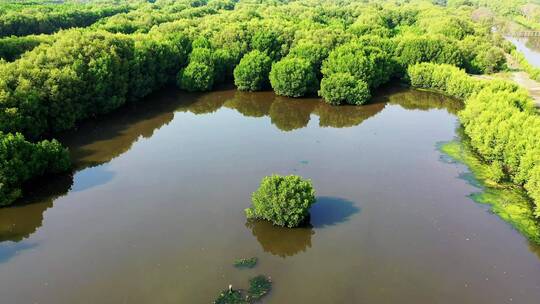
[0,87,539,303]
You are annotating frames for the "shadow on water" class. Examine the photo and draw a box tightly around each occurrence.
[309,196,360,228]
[247,196,360,257]
[0,174,73,242]
[0,85,463,245]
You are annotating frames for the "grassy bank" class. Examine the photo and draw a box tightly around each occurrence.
[439,140,540,243]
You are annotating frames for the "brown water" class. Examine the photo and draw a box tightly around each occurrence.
[1,87,540,304]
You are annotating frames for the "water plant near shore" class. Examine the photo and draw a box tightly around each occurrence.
[440,140,540,243]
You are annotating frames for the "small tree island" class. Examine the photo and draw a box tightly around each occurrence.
[245,174,316,228]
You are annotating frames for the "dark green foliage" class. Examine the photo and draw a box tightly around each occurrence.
[0,132,70,206]
[130,33,191,100]
[233,257,258,269]
[213,49,236,84]
[0,35,51,61]
[214,289,245,304]
[234,50,272,91]
[247,275,272,301]
[213,275,272,304]
[269,58,318,97]
[319,73,370,105]
[177,61,215,92]
[246,174,316,228]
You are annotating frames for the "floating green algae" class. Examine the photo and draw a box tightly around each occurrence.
[233,257,258,269]
[439,140,540,243]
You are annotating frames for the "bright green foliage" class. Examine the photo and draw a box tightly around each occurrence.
[287,42,329,77]
[189,48,215,66]
[234,50,272,91]
[246,174,316,228]
[419,16,475,40]
[251,30,284,60]
[319,73,370,106]
[0,3,130,37]
[322,41,394,89]
[0,29,190,139]
[395,35,464,70]
[177,62,215,92]
[192,36,212,49]
[407,63,483,99]
[459,36,506,74]
[0,132,70,206]
[269,58,318,97]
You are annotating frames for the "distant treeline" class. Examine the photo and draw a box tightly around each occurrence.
[0,1,132,37]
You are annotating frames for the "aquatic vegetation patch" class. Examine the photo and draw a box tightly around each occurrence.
[247,275,272,301]
[439,140,540,243]
[214,289,246,304]
[213,275,272,304]
[233,257,258,269]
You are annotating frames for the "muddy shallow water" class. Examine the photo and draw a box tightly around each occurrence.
[0,87,540,303]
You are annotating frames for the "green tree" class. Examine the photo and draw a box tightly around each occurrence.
[234,50,272,91]
[269,57,318,97]
[246,174,316,228]
[177,61,215,92]
[322,42,394,88]
[319,73,371,106]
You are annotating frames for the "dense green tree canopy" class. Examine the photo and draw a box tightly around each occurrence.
[234,50,272,91]
[319,73,370,106]
[269,57,318,97]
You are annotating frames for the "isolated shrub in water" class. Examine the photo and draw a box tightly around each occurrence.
[269,58,318,97]
[234,50,272,91]
[246,175,316,228]
[319,73,370,105]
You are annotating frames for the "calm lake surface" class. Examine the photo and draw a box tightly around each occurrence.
[1,87,540,303]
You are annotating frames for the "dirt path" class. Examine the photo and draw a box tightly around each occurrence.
[510,71,540,107]
[472,55,540,107]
